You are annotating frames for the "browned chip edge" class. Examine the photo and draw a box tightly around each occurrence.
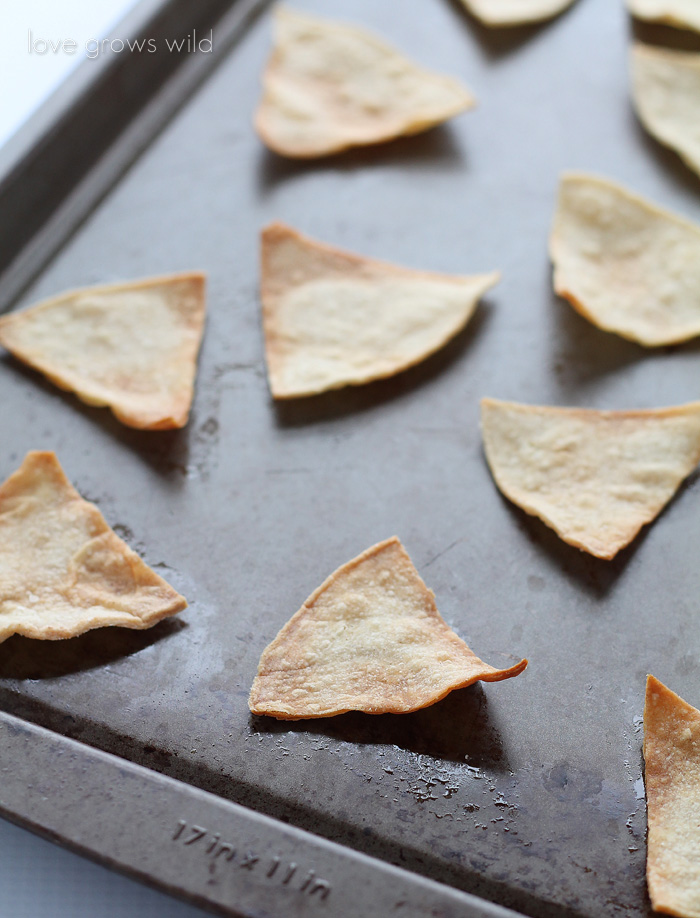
[249,536,527,719]
[0,272,207,431]
[0,451,187,643]
[549,173,700,347]
[260,222,499,399]
[253,8,475,159]
[480,397,700,561]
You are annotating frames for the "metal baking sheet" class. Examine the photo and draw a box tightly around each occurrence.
[0,709,523,918]
[1,1,700,916]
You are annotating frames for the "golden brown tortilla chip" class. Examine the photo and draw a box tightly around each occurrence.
[628,0,700,33]
[645,675,700,918]
[261,222,499,398]
[550,173,700,346]
[255,6,475,158]
[0,273,206,430]
[632,44,700,180]
[0,451,186,643]
[481,398,700,559]
[249,536,527,720]
[458,0,576,27]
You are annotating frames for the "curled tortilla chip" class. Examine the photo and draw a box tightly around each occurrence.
[254,6,475,158]
[632,43,700,180]
[249,537,526,719]
[628,0,700,33]
[261,222,499,398]
[644,675,700,918]
[0,451,186,643]
[550,173,700,346]
[481,398,700,560]
[0,273,206,430]
[458,0,577,27]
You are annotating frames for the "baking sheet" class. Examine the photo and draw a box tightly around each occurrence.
[1,1,700,916]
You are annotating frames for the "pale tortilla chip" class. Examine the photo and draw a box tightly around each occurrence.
[628,0,700,33]
[550,173,700,346]
[632,44,700,180]
[0,273,206,430]
[261,222,499,398]
[0,451,186,643]
[644,675,700,918]
[481,398,700,559]
[249,537,526,719]
[458,0,576,27]
[254,6,475,158]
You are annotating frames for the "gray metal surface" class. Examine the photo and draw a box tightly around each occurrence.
[1,711,517,918]
[1,1,699,917]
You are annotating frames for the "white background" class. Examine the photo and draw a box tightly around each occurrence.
[0,0,143,148]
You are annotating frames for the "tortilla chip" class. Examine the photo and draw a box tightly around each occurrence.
[481,398,700,560]
[261,222,499,398]
[644,675,700,918]
[458,0,576,27]
[628,0,700,33]
[249,537,526,719]
[550,173,700,346]
[0,273,206,430]
[632,44,700,180]
[0,451,186,643]
[254,7,475,158]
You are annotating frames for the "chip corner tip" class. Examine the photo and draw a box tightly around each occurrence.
[458,88,478,113]
[585,540,623,562]
[273,3,296,22]
[501,657,528,679]
[558,168,588,186]
[373,534,407,556]
[115,405,191,431]
[267,375,294,400]
[19,450,64,478]
[173,593,188,614]
[481,269,500,290]
[186,270,207,290]
[261,219,295,241]
[26,447,58,461]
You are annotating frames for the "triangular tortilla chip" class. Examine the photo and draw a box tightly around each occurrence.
[644,675,700,918]
[458,0,576,27]
[632,44,700,180]
[481,398,700,559]
[249,537,527,719]
[628,0,700,33]
[0,451,186,643]
[261,222,499,398]
[550,173,700,346]
[254,7,475,158]
[0,273,206,430]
